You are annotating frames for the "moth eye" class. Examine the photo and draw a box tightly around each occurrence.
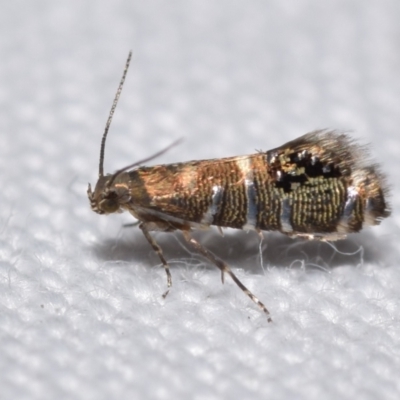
[99,198,119,214]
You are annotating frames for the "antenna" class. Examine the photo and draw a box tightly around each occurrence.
[106,138,183,189]
[98,51,132,178]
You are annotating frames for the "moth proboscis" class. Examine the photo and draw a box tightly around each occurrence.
[87,52,390,322]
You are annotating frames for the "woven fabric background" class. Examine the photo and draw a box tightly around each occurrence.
[1,1,399,399]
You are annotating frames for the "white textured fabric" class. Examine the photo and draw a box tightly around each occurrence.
[1,1,399,399]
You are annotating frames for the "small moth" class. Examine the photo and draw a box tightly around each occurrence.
[88,52,390,321]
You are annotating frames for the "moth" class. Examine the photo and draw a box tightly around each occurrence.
[88,52,390,321]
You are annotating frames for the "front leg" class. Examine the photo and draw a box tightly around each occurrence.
[139,222,172,298]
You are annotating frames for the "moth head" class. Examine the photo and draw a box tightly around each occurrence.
[88,51,181,217]
[88,52,133,215]
[87,176,121,215]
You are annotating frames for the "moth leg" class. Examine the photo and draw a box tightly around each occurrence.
[123,221,141,228]
[182,231,272,322]
[139,223,172,298]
